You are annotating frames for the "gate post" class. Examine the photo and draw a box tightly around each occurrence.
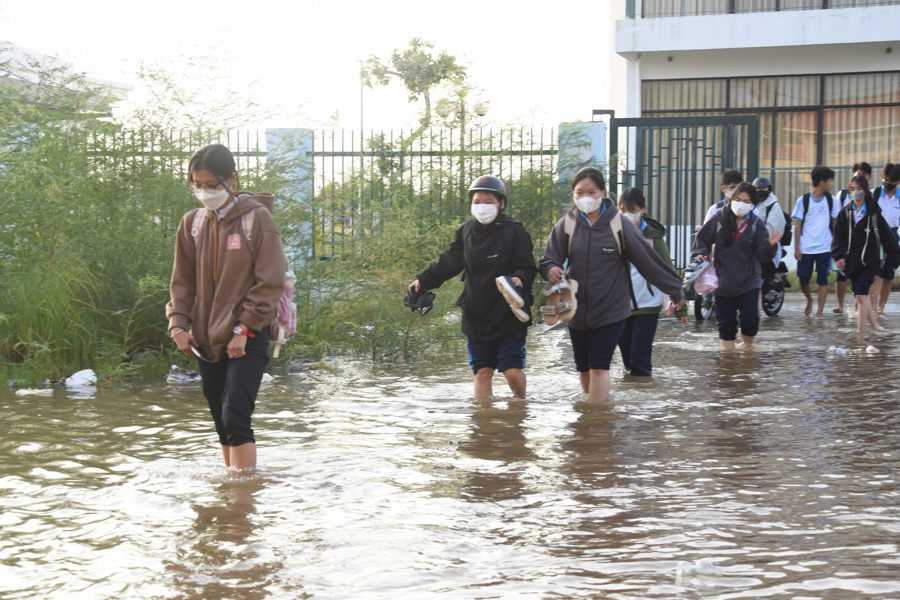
[266,128,314,264]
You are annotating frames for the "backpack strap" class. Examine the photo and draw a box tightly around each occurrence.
[240,208,257,244]
[564,212,576,258]
[610,211,625,256]
[190,208,206,242]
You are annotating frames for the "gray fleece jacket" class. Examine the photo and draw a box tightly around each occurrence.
[539,201,685,331]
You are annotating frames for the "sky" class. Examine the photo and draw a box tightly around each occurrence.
[0,0,613,132]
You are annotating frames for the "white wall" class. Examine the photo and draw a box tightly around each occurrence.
[616,6,900,56]
[638,42,898,81]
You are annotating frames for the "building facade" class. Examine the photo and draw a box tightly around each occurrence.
[611,0,900,205]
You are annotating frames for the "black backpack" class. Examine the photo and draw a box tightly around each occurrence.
[801,192,835,234]
[765,202,793,246]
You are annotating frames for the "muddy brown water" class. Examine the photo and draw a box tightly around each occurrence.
[2,299,899,599]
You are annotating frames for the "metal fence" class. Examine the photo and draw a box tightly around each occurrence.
[309,127,560,259]
[628,0,899,17]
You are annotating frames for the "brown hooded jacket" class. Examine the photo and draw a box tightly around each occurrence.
[166,192,285,362]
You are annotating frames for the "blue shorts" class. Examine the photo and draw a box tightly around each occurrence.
[569,320,627,372]
[467,328,527,373]
[852,271,876,296]
[797,252,831,286]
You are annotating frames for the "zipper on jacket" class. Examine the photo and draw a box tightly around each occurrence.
[213,218,218,284]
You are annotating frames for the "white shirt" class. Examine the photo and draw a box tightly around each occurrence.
[792,192,840,255]
[704,200,726,224]
[754,194,785,267]
[876,186,900,229]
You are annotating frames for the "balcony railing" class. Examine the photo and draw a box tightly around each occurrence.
[626,0,898,18]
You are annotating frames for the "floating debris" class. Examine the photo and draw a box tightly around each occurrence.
[15,388,53,397]
[63,369,97,386]
[166,365,201,384]
[309,358,343,372]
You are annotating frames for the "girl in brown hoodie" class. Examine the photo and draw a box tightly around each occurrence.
[166,144,285,470]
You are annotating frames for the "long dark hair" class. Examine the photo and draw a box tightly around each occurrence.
[718,182,758,247]
[188,144,240,190]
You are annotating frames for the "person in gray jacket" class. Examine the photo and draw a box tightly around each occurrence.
[692,182,781,350]
[539,167,685,403]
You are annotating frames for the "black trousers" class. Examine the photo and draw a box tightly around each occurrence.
[197,329,269,446]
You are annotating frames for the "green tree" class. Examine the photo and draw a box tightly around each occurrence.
[363,39,466,150]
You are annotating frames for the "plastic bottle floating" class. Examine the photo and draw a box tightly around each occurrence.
[166,365,201,384]
[309,358,343,372]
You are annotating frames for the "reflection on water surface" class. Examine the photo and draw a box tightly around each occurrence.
[2,302,899,599]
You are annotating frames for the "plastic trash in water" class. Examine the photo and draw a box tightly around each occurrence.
[828,346,860,357]
[261,373,274,383]
[309,358,343,371]
[7,379,29,388]
[63,369,97,386]
[865,345,880,354]
[15,388,53,397]
[675,558,721,583]
[166,365,201,384]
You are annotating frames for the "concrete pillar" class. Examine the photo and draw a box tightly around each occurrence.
[265,128,314,264]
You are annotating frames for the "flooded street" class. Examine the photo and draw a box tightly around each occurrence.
[2,299,900,599]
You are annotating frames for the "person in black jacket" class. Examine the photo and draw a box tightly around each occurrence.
[831,175,900,334]
[692,182,780,350]
[409,175,537,399]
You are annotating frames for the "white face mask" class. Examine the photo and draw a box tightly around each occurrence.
[622,211,642,226]
[850,190,864,203]
[471,203,499,225]
[194,188,231,211]
[730,200,753,217]
[724,188,735,200]
[575,195,602,214]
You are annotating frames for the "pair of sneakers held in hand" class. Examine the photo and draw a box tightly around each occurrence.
[495,276,531,323]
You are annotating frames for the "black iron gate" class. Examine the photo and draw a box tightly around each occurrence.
[606,115,760,270]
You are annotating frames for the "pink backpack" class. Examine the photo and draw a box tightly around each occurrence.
[191,208,297,357]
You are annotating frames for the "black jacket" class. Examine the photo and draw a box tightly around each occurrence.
[692,208,777,298]
[831,199,900,281]
[417,212,537,341]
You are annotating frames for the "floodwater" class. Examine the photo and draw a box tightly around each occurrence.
[2,299,900,599]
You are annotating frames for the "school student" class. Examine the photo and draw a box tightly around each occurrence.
[616,188,688,377]
[704,170,743,225]
[868,163,900,315]
[167,144,286,470]
[792,166,839,318]
[539,167,684,402]
[831,175,900,333]
[409,175,536,400]
[692,182,780,350]
[752,176,787,314]
[834,162,873,313]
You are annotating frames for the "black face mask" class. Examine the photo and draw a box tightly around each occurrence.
[886,182,898,192]
[757,189,771,201]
